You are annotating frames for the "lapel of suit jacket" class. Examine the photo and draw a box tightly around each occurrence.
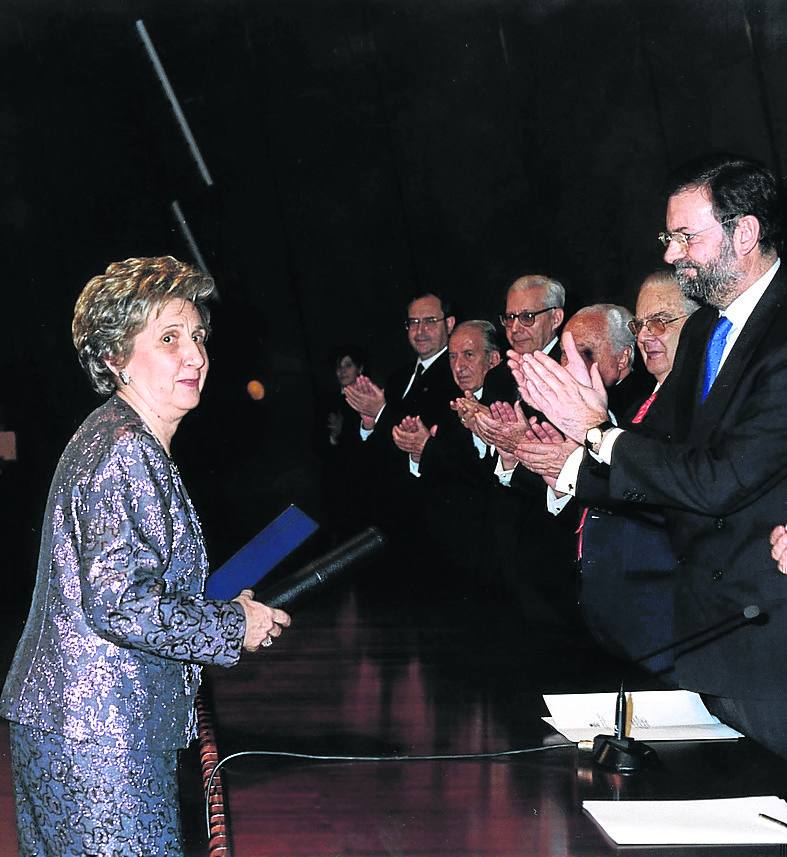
[669,307,716,438]
[386,362,414,404]
[692,268,787,438]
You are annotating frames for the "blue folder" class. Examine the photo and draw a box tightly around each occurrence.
[204,504,319,600]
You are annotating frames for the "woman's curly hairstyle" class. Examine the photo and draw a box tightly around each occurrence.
[72,256,215,396]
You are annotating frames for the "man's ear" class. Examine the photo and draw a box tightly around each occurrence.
[734,215,762,257]
[618,345,633,375]
[489,350,501,368]
[445,315,456,336]
[551,308,564,333]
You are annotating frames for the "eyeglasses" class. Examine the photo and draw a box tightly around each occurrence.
[657,217,738,251]
[627,314,688,336]
[499,307,557,328]
[404,315,446,331]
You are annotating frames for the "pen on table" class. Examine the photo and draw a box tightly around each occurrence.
[614,681,626,739]
[759,813,787,829]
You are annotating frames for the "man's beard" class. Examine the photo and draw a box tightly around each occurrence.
[673,237,742,308]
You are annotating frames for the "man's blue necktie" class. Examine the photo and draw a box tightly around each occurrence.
[702,315,733,401]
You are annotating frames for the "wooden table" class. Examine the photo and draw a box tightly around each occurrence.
[203,574,787,857]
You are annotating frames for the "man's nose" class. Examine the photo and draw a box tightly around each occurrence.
[663,237,684,265]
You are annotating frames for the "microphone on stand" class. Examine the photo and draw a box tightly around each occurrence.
[633,604,764,669]
[592,682,658,773]
[592,604,766,774]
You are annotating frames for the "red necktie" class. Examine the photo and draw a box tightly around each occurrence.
[576,389,658,559]
[631,389,657,424]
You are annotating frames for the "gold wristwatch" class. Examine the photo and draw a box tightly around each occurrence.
[584,421,614,456]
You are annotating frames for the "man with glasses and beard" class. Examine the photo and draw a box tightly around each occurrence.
[509,154,787,759]
[343,291,457,547]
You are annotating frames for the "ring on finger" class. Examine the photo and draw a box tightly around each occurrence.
[261,636,273,648]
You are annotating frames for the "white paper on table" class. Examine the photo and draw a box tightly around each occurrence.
[542,689,743,743]
[582,795,787,845]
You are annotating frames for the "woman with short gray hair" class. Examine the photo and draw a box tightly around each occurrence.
[1,256,291,856]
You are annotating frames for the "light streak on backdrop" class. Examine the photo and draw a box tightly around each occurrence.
[170,201,215,287]
[135,19,214,187]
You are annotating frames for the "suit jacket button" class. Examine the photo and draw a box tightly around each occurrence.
[712,569,724,581]
[715,517,725,529]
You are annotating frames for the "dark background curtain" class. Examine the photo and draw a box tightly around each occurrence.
[2,0,785,580]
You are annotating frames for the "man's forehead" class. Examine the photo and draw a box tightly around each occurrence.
[666,185,715,225]
[566,313,604,337]
[449,329,482,350]
[506,285,546,309]
[636,283,682,316]
[407,295,441,316]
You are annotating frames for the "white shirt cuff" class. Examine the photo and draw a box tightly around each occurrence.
[408,455,421,478]
[494,455,515,487]
[598,427,624,464]
[546,485,573,516]
[555,446,585,496]
[359,403,387,442]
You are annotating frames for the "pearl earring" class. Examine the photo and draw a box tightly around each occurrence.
[119,369,131,385]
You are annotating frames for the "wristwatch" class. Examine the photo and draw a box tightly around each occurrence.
[584,420,615,456]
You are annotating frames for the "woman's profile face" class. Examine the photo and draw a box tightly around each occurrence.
[121,299,209,420]
[335,355,361,388]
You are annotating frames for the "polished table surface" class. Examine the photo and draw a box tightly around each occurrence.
[203,571,787,857]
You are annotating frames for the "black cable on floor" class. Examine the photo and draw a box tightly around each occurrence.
[204,742,576,837]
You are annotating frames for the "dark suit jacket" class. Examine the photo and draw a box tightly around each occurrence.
[578,387,677,678]
[579,265,787,699]
[419,405,495,490]
[418,399,576,623]
[483,360,520,406]
[361,349,457,471]
[607,367,657,425]
[476,356,580,621]
[482,340,562,407]
[361,350,459,534]
[417,409,497,582]
[376,350,458,438]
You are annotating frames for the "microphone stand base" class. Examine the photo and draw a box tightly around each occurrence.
[592,734,659,774]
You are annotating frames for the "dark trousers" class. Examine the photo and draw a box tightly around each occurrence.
[703,693,787,760]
